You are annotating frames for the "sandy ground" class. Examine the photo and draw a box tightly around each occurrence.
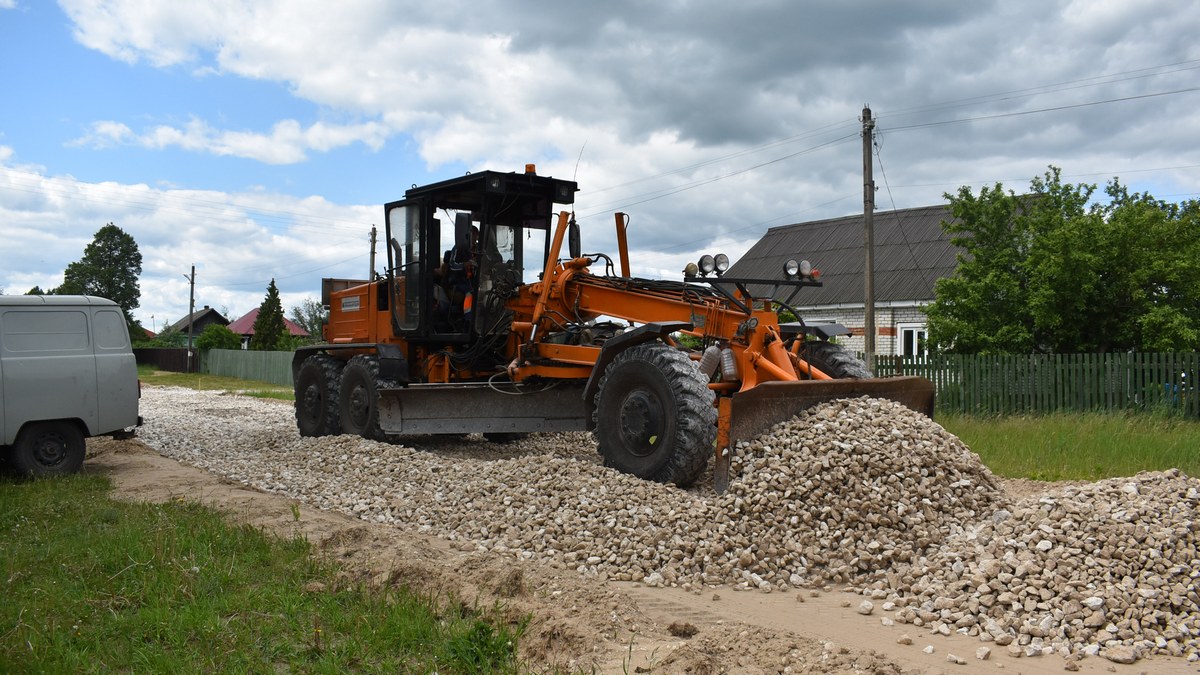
[84,436,1197,674]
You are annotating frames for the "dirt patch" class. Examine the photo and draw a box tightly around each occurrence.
[84,437,1193,673]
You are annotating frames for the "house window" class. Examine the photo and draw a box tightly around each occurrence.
[897,323,927,357]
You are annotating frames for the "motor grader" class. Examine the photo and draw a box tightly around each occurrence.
[293,166,934,492]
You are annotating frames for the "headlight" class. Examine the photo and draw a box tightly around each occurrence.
[714,253,729,274]
[783,259,800,277]
[698,254,716,275]
[799,260,812,277]
[683,261,699,277]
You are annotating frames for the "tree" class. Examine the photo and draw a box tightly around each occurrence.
[250,279,288,351]
[195,324,243,351]
[26,286,44,295]
[56,223,142,316]
[927,167,1200,354]
[290,297,326,339]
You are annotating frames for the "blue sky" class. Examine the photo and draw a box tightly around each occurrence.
[1,1,1199,330]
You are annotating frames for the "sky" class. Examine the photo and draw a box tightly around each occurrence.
[1,1,1198,331]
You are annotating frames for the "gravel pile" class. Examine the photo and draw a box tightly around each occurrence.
[136,386,1200,663]
[875,470,1200,662]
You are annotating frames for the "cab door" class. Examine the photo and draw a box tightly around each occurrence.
[385,199,425,334]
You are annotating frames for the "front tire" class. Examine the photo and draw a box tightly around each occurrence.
[295,354,343,437]
[800,341,872,379]
[593,342,716,487]
[340,355,388,441]
[11,422,85,476]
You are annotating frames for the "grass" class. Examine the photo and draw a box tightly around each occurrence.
[0,474,525,673]
[137,364,294,401]
[939,410,1200,481]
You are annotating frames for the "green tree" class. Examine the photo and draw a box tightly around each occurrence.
[26,286,44,295]
[56,223,142,317]
[195,324,243,351]
[927,167,1200,354]
[250,279,288,351]
[289,297,326,340]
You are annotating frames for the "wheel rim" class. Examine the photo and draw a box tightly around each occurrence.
[301,383,323,423]
[32,433,68,467]
[617,389,666,458]
[346,382,371,430]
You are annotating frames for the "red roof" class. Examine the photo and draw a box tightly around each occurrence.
[228,308,310,337]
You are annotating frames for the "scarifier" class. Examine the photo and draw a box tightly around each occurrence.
[293,166,935,492]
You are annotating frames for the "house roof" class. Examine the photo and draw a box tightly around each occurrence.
[724,204,961,308]
[228,307,310,337]
[167,306,229,332]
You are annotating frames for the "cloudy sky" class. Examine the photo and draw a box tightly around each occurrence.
[1,1,1198,330]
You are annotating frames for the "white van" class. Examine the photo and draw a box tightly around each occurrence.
[0,295,141,475]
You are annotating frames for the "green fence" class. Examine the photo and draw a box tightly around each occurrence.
[872,352,1200,416]
[199,347,1199,416]
[202,349,295,387]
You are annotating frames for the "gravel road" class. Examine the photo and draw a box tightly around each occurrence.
[137,385,1200,666]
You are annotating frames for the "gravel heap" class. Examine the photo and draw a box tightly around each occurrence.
[874,470,1200,662]
[136,386,1200,663]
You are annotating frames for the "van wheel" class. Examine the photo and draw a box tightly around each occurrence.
[295,354,343,437]
[11,422,86,476]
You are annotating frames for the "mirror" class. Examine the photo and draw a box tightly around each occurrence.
[568,219,582,259]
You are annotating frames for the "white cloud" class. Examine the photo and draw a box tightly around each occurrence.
[0,159,375,324]
[26,1,1200,316]
[0,1,17,10]
[71,117,391,164]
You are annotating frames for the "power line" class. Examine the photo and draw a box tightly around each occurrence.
[576,132,860,218]
[883,87,1200,133]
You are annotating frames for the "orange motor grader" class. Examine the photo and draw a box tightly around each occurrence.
[293,167,934,492]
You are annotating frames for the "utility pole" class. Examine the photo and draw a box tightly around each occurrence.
[368,225,378,279]
[184,265,196,373]
[861,106,876,374]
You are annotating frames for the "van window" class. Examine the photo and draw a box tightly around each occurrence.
[1,310,89,353]
[94,309,129,350]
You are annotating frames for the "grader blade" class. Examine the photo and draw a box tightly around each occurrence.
[714,376,936,493]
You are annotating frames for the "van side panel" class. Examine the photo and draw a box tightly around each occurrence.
[0,309,99,444]
[0,351,5,442]
[93,308,139,432]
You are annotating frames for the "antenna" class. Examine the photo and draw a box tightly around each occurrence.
[572,140,588,182]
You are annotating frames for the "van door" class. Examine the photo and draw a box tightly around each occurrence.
[0,308,98,438]
[93,308,139,433]
[0,332,6,443]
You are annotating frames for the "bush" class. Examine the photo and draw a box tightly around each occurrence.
[196,324,243,352]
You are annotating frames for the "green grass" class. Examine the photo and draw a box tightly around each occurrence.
[0,474,524,673]
[940,411,1200,481]
[138,364,294,401]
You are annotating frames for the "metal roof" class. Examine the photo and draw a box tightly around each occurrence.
[725,204,961,307]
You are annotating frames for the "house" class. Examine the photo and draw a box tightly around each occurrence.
[726,204,960,357]
[227,308,310,349]
[167,305,229,342]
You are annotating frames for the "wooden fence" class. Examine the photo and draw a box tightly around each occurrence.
[134,348,192,373]
[202,349,295,387]
[196,347,1200,416]
[873,352,1200,416]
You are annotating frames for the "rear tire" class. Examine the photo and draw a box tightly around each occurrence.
[11,421,85,476]
[593,342,716,487]
[340,355,388,441]
[295,354,343,437]
[800,341,873,379]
